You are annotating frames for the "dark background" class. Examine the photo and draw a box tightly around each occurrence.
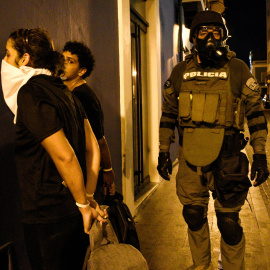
[223,0,267,67]
[0,2,121,269]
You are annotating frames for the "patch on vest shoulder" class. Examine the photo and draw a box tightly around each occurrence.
[246,77,259,92]
[164,80,171,89]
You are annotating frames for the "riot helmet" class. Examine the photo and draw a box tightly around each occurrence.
[189,10,229,64]
[189,10,228,43]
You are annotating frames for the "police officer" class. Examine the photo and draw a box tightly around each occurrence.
[157,10,269,270]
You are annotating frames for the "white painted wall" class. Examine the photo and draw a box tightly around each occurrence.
[118,0,135,214]
[118,0,162,215]
[146,0,162,183]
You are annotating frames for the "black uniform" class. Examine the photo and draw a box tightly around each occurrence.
[16,75,88,270]
[73,83,104,141]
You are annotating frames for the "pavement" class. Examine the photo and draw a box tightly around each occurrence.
[247,110,270,218]
[134,110,270,270]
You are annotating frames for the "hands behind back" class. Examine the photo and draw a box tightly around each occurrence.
[79,196,108,234]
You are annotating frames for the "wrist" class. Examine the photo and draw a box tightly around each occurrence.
[76,201,90,208]
[86,193,94,198]
[103,167,113,172]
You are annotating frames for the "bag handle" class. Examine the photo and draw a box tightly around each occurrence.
[82,219,119,270]
[89,217,119,252]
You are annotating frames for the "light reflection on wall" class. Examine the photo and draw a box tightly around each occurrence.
[173,23,179,63]
[166,23,192,78]
[166,24,180,78]
[182,23,192,58]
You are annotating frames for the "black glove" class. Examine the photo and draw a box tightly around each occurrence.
[251,154,269,187]
[157,152,172,181]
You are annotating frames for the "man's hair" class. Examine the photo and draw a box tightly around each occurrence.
[63,41,95,79]
[9,28,65,76]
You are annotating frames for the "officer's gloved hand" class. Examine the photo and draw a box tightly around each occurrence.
[251,154,269,187]
[157,152,172,181]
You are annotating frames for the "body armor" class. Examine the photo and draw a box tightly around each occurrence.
[179,55,244,130]
[178,54,245,167]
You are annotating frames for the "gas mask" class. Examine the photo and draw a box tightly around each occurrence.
[195,26,225,65]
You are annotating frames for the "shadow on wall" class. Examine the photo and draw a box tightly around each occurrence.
[0,87,31,269]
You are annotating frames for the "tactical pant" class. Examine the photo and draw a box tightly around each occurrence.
[176,146,245,270]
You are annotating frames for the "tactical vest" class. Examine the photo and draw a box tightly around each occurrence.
[179,56,244,130]
[178,54,245,168]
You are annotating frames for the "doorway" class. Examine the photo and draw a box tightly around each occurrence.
[130,7,149,196]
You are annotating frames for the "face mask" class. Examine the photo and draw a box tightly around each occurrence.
[196,32,223,65]
[1,59,51,123]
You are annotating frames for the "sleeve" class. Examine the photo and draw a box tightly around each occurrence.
[73,91,104,140]
[17,83,63,142]
[159,77,179,152]
[240,62,268,154]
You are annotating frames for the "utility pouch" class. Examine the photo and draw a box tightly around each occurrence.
[234,98,245,130]
[213,152,251,207]
[217,93,227,125]
[192,93,205,122]
[203,94,219,123]
[179,92,191,120]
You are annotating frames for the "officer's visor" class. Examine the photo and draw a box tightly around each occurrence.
[197,26,223,40]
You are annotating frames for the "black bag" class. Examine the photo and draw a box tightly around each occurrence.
[213,152,252,207]
[104,192,140,250]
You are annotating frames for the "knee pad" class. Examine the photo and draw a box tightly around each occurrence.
[183,205,207,231]
[216,212,243,246]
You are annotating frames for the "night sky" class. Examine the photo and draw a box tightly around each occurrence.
[223,0,267,67]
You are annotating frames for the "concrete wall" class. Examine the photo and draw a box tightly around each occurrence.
[119,0,162,214]
[87,1,122,193]
[0,0,121,268]
[159,0,180,161]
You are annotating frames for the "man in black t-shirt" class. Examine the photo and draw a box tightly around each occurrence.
[62,41,115,204]
[2,28,104,270]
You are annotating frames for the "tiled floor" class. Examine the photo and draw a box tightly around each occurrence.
[134,163,270,270]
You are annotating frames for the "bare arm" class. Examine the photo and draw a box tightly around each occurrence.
[84,119,108,215]
[84,119,101,195]
[41,128,88,204]
[41,128,100,233]
[98,136,112,169]
[98,136,115,192]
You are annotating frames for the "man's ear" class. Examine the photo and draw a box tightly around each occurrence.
[19,53,31,67]
[78,67,87,77]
